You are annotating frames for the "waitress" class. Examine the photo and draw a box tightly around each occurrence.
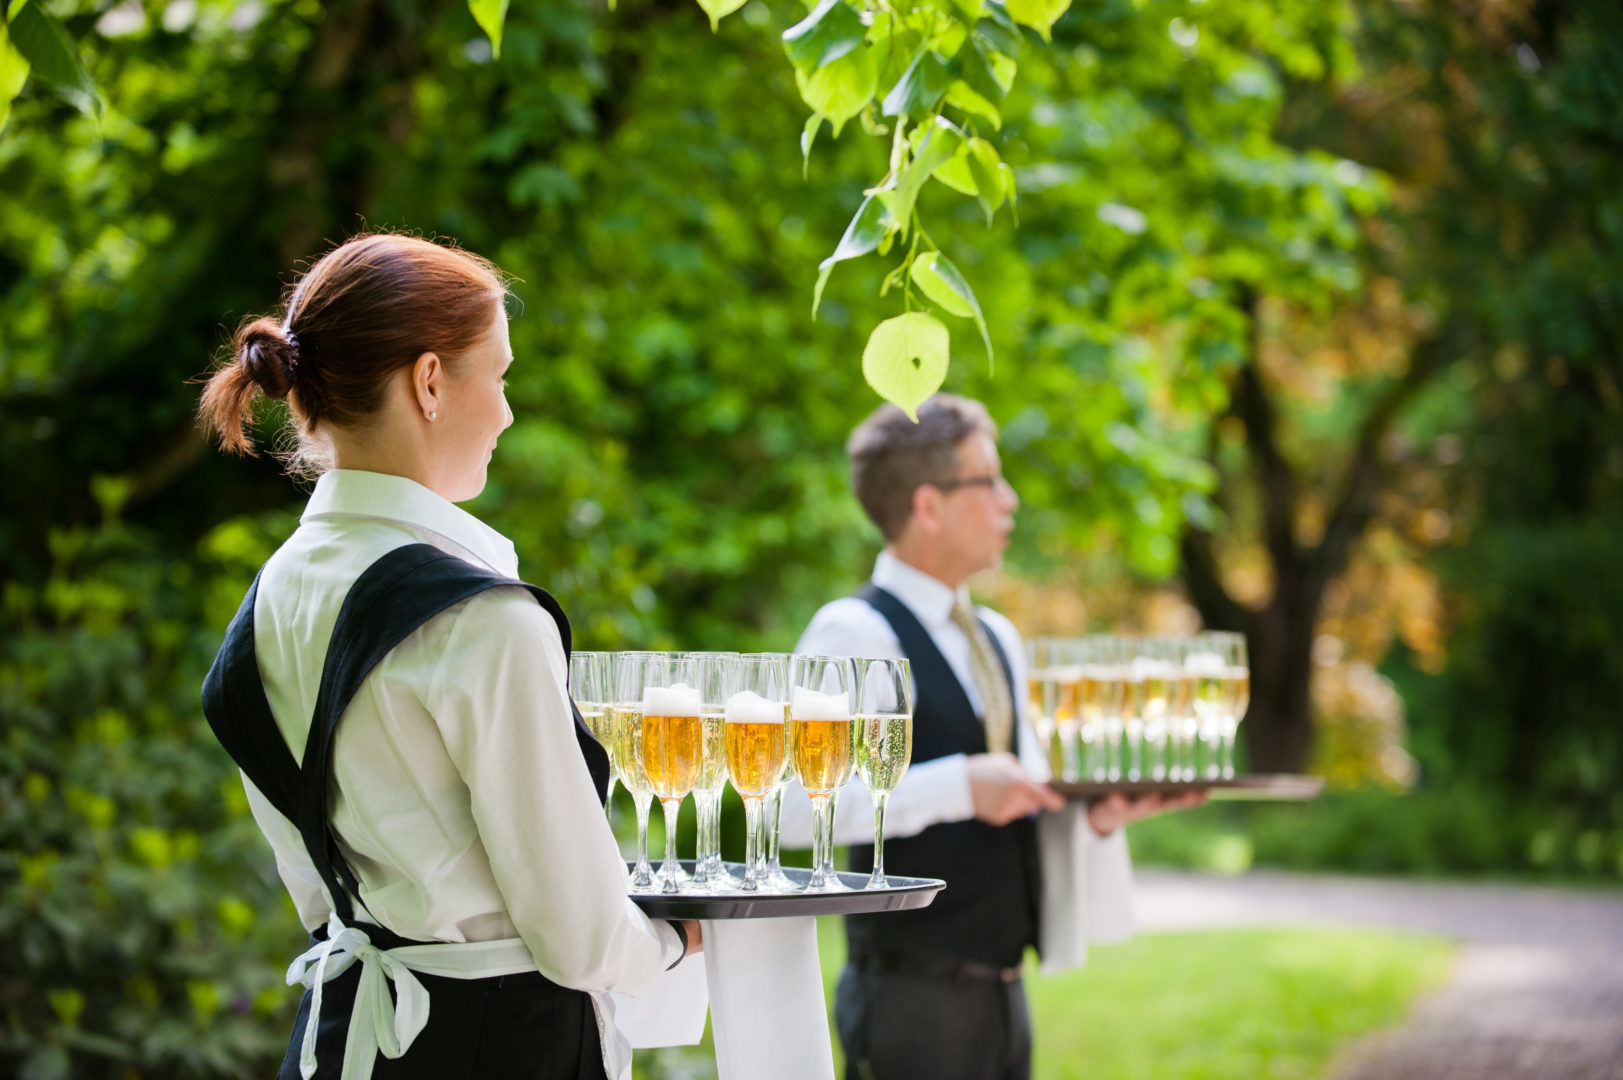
[196,233,699,1080]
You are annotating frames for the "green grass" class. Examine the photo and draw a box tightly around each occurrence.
[634,920,1453,1080]
[1027,928,1454,1080]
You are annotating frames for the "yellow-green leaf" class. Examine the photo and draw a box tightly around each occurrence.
[911,251,993,365]
[468,0,509,59]
[1005,0,1071,42]
[795,45,876,135]
[863,312,950,420]
[0,27,29,135]
[696,0,749,32]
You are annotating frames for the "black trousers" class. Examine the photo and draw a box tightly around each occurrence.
[835,965,1032,1080]
[278,961,605,1080]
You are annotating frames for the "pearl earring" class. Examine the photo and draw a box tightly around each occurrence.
[428,410,437,421]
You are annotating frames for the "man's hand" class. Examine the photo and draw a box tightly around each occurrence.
[1085,790,1209,837]
[681,920,703,957]
[967,753,1066,825]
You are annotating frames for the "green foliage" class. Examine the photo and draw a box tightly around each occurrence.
[0,513,303,1076]
[2,0,99,121]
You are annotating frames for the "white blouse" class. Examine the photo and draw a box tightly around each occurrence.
[241,469,682,998]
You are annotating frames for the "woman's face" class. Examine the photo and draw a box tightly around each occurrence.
[436,305,514,502]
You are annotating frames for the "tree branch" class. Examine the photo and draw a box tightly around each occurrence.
[1307,327,1458,595]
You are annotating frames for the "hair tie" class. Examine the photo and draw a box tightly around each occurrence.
[283,326,302,365]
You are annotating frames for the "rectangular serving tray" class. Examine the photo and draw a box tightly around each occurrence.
[628,863,946,920]
[1049,773,1324,801]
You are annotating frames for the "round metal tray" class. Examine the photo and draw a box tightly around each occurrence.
[628,863,945,919]
[1049,773,1324,801]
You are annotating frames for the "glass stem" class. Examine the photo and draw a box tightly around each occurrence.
[871,791,889,886]
[660,798,682,894]
[809,795,829,887]
[742,797,763,890]
[766,784,785,871]
[632,792,654,887]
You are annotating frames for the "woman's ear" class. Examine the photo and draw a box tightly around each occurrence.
[412,352,443,421]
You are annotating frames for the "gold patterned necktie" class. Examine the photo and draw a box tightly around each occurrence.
[948,597,1015,754]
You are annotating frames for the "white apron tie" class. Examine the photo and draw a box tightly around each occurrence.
[285,912,542,1080]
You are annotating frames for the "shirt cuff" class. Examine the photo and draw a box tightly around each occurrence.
[893,753,974,833]
[656,918,686,971]
[665,920,688,970]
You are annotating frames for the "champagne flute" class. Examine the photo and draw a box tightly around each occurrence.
[639,654,702,894]
[854,657,913,889]
[1221,632,1251,779]
[752,653,800,892]
[724,655,789,891]
[1053,639,1083,782]
[1139,637,1174,782]
[570,651,615,805]
[1168,638,1197,781]
[691,652,738,890]
[1124,637,1152,782]
[1098,636,1129,782]
[1077,636,1108,782]
[1026,638,1060,778]
[789,654,856,892]
[610,652,660,889]
[1188,633,1228,780]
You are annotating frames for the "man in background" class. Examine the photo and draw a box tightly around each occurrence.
[788,394,1201,1080]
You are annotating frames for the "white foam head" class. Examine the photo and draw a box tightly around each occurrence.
[642,682,701,717]
[725,690,785,724]
[790,686,850,721]
[1185,650,1226,677]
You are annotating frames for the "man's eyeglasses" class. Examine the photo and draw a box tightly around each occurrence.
[930,473,1012,494]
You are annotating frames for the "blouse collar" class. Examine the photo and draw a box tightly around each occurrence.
[302,469,519,578]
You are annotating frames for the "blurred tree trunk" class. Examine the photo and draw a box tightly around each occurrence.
[1180,294,1451,774]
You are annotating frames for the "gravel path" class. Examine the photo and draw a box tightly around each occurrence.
[1135,869,1623,1080]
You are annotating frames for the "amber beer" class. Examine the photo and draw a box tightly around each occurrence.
[640,685,703,800]
[724,692,787,796]
[789,688,854,795]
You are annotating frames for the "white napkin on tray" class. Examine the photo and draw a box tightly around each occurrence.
[704,915,835,1080]
[1036,802,1136,974]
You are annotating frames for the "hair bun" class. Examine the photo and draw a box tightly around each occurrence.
[239,321,298,400]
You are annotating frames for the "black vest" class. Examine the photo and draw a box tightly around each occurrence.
[200,542,610,931]
[843,584,1042,970]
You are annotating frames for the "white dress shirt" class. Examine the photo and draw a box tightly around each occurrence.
[784,550,1134,963]
[242,469,683,1002]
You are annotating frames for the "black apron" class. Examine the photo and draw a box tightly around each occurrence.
[201,543,611,1080]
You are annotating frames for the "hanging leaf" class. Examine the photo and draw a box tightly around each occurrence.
[862,312,951,420]
[6,0,99,119]
[878,117,963,236]
[953,37,1010,103]
[911,252,993,364]
[1,28,30,134]
[1004,0,1071,42]
[468,0,509,57]
[928,0,985,21]
[783,0,867,73]
[963,137,1008,223]
[795,45,877,135]
[944,81,1001,130]
[800,113,823,178]
[813,189,897,317]
[977,2,1024,57]
[880,49,952,118]
[696,0,749,31]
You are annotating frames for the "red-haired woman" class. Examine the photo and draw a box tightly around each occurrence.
[197,233,698,1080]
